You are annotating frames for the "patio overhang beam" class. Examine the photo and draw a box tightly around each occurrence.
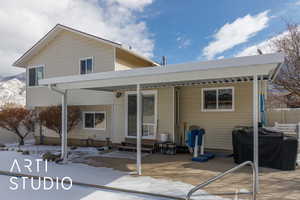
[81,75,269,92]
[40,53,284,92]
[40,68,275,92]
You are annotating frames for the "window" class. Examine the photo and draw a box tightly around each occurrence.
[202,87,234,111]
[28,66,44,86]
[80,57,93,74]
[83,112,106,130]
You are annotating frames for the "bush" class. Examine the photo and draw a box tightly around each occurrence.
[0,106,35,145]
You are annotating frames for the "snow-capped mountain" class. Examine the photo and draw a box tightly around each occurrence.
[0,73,26,106]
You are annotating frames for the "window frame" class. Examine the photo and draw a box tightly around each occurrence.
[124,90,158,139]
[79,57,94,75]
[82,111,106,130]
[201,87,235,112]
[27,65,45,88]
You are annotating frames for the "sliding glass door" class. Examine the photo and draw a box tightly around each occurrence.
[126,91,157,139]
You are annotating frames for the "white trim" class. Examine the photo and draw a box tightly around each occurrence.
[27,65,45,88]
[136,84,142,175]
[172,87,175,143]
[79,57,94,75]
[125,90,158,139]
[113,47,117,71]
[271,108,300,111]
[201,86,235,112]
[82,111,106,131]
[111,104,115,141]
[253,75,259,191]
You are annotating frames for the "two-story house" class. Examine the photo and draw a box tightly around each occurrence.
[13,24,158,146]
[13,24,284,153]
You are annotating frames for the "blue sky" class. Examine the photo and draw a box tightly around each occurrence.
[1,0,300,75]
[139,0,300,64]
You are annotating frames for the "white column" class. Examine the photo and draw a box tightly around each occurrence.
[136,84,142,175]
[61,90,68,163]
[172,87,175,143]
[258,77,261,123]
[253,75,259,191]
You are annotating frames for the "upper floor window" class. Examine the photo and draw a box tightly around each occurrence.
[202,87,234,112]
[28,66,44,87]
[80,57,93,75]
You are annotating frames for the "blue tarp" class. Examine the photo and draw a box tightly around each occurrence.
[260,93,266,126]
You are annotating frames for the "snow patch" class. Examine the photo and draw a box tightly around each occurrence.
[0,151,229,200]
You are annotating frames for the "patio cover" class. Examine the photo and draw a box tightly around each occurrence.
[40,53,283,91]
[40,53,285,191]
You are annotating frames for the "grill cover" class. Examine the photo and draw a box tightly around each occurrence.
[232,127,298,170]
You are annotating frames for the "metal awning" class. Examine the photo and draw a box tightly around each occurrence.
[41,53,285,190]
[40,53,284,91]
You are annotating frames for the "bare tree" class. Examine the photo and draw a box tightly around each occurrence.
[272,23,300,105]
[0,106,35,145]
[38,105,81,140]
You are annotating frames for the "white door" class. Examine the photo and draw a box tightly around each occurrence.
[125,91,157,139]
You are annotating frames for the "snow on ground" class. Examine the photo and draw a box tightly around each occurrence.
[6,141,101,161]
[0,150,230,200]
[6,142,149,161]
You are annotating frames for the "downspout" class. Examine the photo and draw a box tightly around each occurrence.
[48,84,68,163]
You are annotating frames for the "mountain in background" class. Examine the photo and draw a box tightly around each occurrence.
[0,72,26,82]
[0,72,26,106]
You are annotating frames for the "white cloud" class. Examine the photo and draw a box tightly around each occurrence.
[235,31,288,57]
[202,10,270,60]
[108,0,153,11]
[176,36,191,49]
[0,0,154,76]
[295,0,300,6]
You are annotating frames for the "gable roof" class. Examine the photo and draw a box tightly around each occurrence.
[13,24,159,67]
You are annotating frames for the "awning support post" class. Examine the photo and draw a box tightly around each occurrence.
[48,85,68,163]
[136,84,142,175]
[253,75,259,192]
[61,90,68,163]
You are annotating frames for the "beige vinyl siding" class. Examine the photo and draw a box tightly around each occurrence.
[26,30,115,107]
[115,48,155,71]
[157,88,174,141]
[36,105,112,141]
[112,94,126,143]
[27,30,115,77]
[115,59,135,70]
[179,82,253,150]
[26,87,113,108]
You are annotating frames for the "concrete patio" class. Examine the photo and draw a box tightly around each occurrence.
[81,153,300,200]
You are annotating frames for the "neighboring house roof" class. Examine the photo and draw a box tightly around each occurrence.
[13,24,159,67]
[40,53,285,91]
